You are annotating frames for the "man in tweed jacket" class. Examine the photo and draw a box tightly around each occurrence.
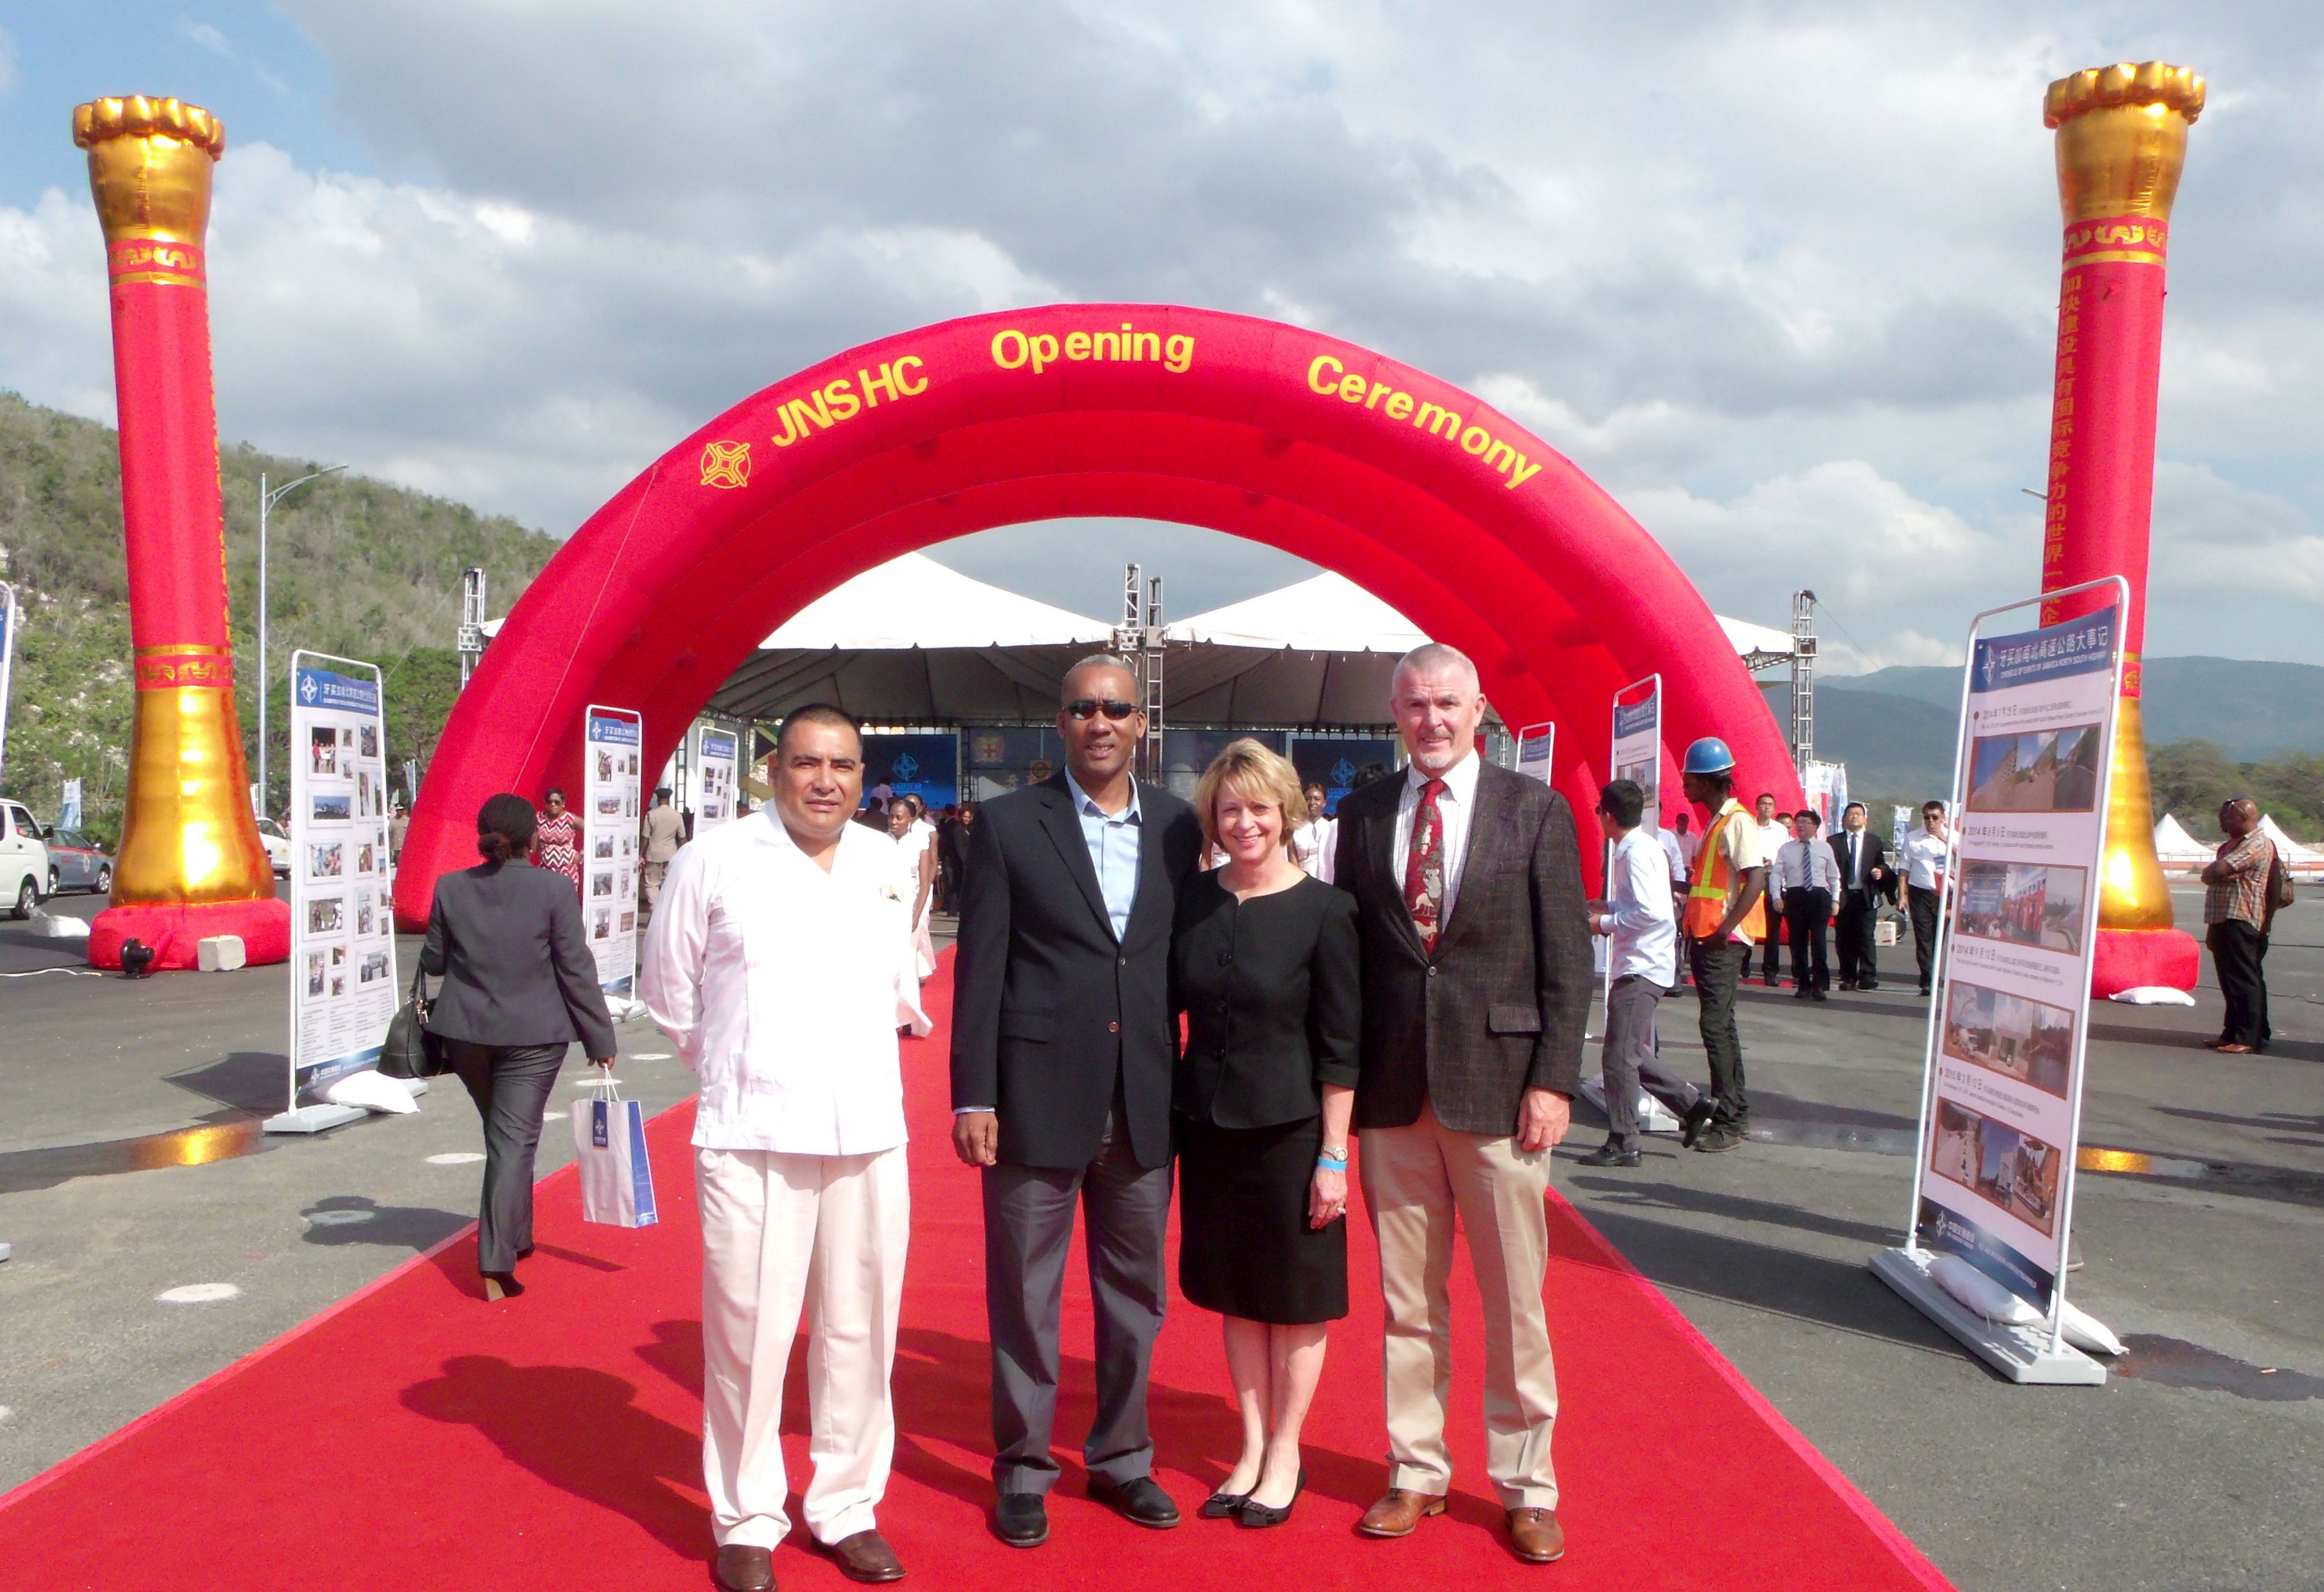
[1330,643,1591,1566]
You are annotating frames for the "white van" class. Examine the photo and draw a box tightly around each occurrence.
[1,799,50,918]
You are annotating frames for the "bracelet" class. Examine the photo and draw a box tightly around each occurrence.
[1316,1153,1348,1172]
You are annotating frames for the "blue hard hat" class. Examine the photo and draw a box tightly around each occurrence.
[1681,737,1737,775]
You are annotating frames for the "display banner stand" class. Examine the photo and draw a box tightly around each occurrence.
[1871,578,2127,1386]
[1578,675,1679,1133]
[0,582,17,787]
[584,704,645,1011]
[267,651,408,1135]
[693,720,740,831]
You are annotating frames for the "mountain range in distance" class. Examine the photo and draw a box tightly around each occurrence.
[1758,657,2324,811]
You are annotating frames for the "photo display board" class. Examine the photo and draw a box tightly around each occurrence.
[0,582,17,785]
[1611,675,1661,832]
[585,705,644,996]
[695,723,738,832]
[1914,601,2121,1309]
[290,652,397,1092]
[1514,721,1555,789]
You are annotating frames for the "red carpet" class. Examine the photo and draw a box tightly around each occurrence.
[2,955,1952,1591]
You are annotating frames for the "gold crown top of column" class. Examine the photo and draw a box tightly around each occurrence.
[73,96,226,158]
[2044,63,2204,130]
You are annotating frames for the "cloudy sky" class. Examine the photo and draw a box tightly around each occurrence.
[2,2,2318,667]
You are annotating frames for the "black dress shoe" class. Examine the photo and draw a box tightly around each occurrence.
[1695,1125,1744,1153]
[994,1493,1049,1548]
[1679,1099,1717,1150]
[1198,1487,1252,1520]
[1088,1473,1180,1528]
[714,1545,775,1592]
[1811,988,1827,1002]
[1238,1469,1305,1529]
[1858,979,1881,991]
[1577,1141,1640,1168]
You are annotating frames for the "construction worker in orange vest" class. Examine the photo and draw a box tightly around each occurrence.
[1679,737,1768,1153]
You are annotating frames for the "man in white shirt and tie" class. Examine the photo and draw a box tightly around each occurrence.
[1774,809,1839,1000]
[1580,779,1704,1166]
[1748,793,1791,986]
[642,703,930,1592]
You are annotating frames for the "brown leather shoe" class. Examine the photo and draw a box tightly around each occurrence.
[1357,1488,1446,1538]
[1508,1506,1566,1563]
[714,1544,775,1592]
[827,1530,905,1584]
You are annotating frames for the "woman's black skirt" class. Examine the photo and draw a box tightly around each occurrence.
[1176,1113,1348,1324]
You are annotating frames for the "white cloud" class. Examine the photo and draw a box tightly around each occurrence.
[178,19,233,58]
[0,2,2316,664]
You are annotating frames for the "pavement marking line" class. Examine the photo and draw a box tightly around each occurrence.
[303,1211,374,1227]
[424,1152,485,1166]
[632,1052,671,1060]
[156,1284,241,1305]
[541,1110,566,1120]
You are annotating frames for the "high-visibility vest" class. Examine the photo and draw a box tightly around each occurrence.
[1685,805,1767,941]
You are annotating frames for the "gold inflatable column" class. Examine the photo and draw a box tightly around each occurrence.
[2037,63,2205,993]
[76,96,288,968]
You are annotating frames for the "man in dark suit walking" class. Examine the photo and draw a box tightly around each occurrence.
[1330,643,1591,1567]
[1829,802,1892,990]
[950,656,1205,1549]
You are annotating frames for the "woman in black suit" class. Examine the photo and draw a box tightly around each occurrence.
[1173,740,1360,1529]
[423,793,618,1300]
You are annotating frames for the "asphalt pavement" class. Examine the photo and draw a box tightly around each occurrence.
[1,885,2318,1591]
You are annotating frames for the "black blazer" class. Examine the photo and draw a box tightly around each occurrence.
[421,859,618,1055]
[1330,760,1592,1135]
[1829,830,1895,904]
[950,774,1205,1170]
[1171,873,1362,1130]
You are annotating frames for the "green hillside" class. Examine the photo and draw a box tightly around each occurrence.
[0,392,558,844]
[1807,664,2324,840]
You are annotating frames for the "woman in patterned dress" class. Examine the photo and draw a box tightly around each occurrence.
[531,787,584,895]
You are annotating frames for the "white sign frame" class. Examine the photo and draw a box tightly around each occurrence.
[694,721,740,832]
[583,703,644,996]
[1610,674,1662,834]
[1513,720,1555,788]
[1877,576,2126,1382]
[287,650,399,1099]
[0,582,16,789]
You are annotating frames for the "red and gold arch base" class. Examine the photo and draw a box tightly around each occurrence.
[393,306,1799,932]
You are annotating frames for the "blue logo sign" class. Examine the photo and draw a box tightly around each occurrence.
[293,666,379,715]
[892,753,920,783]
[1973,606,2116,694]
[1330,758,1357,787]
[591,1101,610,1148]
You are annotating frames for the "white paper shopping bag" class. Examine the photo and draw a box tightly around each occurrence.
[572,1079,659,1227]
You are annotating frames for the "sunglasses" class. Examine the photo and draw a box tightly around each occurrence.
[1064,698,1140,721]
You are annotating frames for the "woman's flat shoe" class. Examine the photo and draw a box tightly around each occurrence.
[483,1272,525,1301]
[1238,1470,1304,1528]
[1198,1488,1252,1520]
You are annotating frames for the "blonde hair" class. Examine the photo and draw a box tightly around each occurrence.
[1194,738,1309,849]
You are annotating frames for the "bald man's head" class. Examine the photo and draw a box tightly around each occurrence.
[2221,798,2259,838]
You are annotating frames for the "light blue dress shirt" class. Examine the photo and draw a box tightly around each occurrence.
[1064,771,1143,941]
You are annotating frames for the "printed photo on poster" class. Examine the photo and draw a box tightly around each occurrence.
[592,906,612,941]
[1967,724,2102,813]
[311,792,351,822]
[360,950,391,984]
[359,724,379,759]
[309,894,343,935]
[1940,981,2074,1098]
[310,843,343,880]
[305,951,327,999]
[591,871,614,899]
[356,842,375,876]
[355,891,375,937]
[593,832,615,859]
[1927,1099,2063,1236]
[1956,861,2087,956]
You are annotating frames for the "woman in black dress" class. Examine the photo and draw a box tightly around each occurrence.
[1173,739,1360,1529]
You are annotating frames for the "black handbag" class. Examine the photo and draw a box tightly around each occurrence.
[380,964,450,1079]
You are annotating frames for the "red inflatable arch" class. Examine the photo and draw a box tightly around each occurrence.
[394,305,1799,931]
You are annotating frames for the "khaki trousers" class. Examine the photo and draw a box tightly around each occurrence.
[1358,1102,1558,1509]
[697,1144,910,1549]
[643,858,670,910]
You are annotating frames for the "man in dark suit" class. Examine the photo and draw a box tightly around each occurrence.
[1829,802,1893,990]
[1330,643,1591,1567]
[950,656,1205,1549]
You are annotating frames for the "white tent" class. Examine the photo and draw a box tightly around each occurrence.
[2153,813,2212,872]
[2260,814,2324,878]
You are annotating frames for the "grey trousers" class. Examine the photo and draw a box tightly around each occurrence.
[447,1039,567,1273]
[982,1124,1173,1495]
[1600,974,1702,1150]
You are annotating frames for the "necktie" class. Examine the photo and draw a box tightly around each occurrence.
[1404,777,1447,954]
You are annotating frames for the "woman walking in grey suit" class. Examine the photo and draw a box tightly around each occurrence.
[423,793,618,1300]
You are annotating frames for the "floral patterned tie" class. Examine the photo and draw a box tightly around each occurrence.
[1404,777,1447,954]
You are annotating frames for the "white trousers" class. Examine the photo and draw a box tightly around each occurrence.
[697,1143,910,1549]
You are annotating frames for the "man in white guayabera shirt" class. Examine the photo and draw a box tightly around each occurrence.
[641,703,930,1592]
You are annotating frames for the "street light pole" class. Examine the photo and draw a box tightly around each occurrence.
[255,464,345,818]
